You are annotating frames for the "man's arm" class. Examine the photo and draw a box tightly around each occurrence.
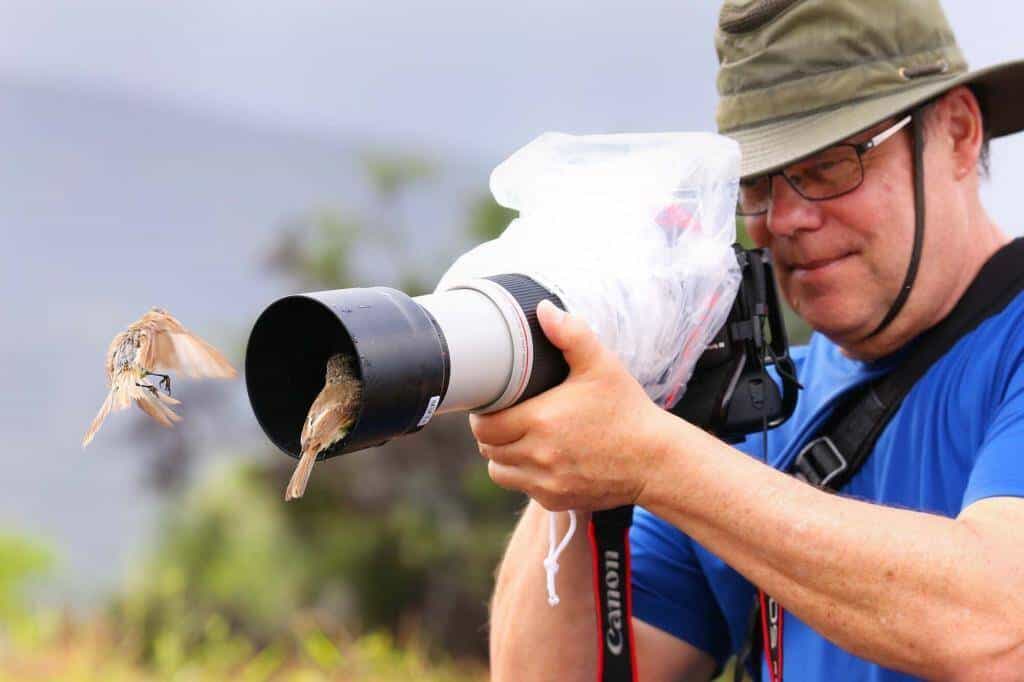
[489,499,716,682]
[474,302,1024,681]
[636,620,719,682]
[640,413,1024,681]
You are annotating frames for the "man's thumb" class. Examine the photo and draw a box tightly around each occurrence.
[536,299,602,372]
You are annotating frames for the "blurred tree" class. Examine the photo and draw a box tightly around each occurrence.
[126,380,237,494]
[266,149,442,297]
[361,151,438,204]
[465,194,516,244]
[266,211,363,292]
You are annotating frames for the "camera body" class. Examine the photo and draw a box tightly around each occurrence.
[671,247,798,442]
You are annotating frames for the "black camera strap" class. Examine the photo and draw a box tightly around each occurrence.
[589,246,800,682]
[739,237,1024,682]
[590,506,639,682]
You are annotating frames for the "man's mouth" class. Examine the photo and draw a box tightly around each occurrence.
[789,252,854,278]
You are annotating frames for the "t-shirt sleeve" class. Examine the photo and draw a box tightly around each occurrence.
[963,358,1024,508]
[630,505,731,666]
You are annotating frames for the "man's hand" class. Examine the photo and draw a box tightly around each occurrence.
[470,299,669,511]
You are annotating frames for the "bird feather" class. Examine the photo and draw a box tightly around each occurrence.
[136,309,236,379]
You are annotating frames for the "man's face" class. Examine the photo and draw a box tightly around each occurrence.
[742,118,927,350]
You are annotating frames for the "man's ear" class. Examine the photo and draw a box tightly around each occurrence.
[938,85,986,181]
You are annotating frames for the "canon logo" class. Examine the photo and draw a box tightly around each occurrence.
[604,550,624,656]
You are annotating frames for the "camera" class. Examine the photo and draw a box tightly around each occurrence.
[245,246,798,457]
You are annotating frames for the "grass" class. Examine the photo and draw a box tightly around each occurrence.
[0,615,486,682]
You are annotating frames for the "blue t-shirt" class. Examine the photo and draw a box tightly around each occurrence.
[630,290,1024,681]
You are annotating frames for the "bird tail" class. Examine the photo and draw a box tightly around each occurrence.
[82,390,115,448]
[284,447,319,501]
[82,375,182,447]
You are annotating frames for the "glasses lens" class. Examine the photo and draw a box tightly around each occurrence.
[737,176,770,216]
[785,145,862,200]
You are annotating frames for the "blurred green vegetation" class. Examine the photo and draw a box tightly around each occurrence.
[1,150,809,680]
[0,616,485,681]
[0,534,53,627]
[0,521,484,680]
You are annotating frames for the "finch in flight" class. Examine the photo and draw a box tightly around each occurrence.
[82,307,237,447]
[285,353,361,501]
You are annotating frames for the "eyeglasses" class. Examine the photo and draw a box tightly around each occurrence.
[737,115,913,217]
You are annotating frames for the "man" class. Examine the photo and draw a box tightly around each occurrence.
[476,1,1024,680]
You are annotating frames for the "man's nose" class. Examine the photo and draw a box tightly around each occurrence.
[766,175,825,237]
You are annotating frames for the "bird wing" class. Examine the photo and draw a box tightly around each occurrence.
[288,384,360,500]
[289,397,355,501]
[165,331,236,378]
[150,326,181,372]
[300,392,358,453]
[137,310,237,379]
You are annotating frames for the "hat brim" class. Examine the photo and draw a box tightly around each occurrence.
[726,59,1024,178]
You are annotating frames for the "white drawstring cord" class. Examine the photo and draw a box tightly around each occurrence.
[543,510,577,606]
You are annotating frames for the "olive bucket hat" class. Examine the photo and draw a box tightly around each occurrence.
[716,0,1024,179]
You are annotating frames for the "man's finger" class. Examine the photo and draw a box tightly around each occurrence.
[469,410,528,446]
[478,440,532,467]
[487,459,535,494]
[536,299,607,374]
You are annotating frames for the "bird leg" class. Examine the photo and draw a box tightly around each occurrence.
[145,372,172,393]
[136,382,160,398]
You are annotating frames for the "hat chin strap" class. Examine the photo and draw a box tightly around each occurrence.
[866,107,927,339]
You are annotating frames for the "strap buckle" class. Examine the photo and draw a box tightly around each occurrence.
[792,436,848,489]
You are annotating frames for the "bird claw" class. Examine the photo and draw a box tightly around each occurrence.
[144,372,172,395]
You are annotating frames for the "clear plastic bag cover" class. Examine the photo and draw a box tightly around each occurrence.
[437,132,741,408]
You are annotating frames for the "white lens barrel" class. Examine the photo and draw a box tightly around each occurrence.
[416,277,536,414]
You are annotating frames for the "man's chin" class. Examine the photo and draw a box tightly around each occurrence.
[790,298,869,344]
[812,322,864,346]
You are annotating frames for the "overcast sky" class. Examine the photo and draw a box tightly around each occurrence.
[0,3,1019,150]
[0,1,719,161]
[2,1,1023,216]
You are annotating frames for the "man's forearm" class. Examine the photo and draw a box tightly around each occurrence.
[640,411,1024,680]
[490,501,597,682]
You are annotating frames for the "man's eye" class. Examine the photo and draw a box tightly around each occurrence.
[820,158,858,176]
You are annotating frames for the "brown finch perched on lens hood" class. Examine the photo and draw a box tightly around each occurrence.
[284,353,361,501]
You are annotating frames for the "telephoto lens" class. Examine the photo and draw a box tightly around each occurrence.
[249,130,746,463]
[245,274,568,460]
